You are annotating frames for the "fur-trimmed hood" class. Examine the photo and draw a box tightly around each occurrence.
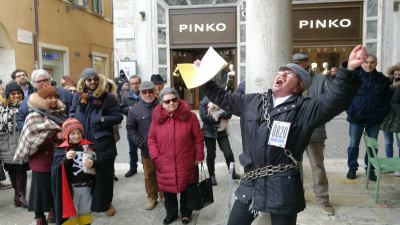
[152,100,192,124]
[76,73,107,98]
[387,64,400,77]
[28,93,65,112]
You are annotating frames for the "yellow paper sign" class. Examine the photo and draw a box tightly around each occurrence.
[178,47,228,89]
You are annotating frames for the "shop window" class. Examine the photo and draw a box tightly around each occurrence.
[366,20,378,39]
[191,0,213,5]
[240,66,246,82]
[158,48,167,65]
[216,0,238,4]
[158,28,167,45]
[42,48,65,84]
[367,0,378,17]
[164,0,188,6]
[240,24,246,42]
[157,4,166,25]
[366,42,377,56]
[93,0,103,15]
[93,56,107,76]
[240,45,246,63]
[239,1,246,22]
[69,0,88,7]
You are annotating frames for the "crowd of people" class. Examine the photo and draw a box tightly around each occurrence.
[0,44,399,225]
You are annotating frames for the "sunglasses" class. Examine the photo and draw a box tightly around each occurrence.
[141,90,154,95]
[163,98,178,104]
[86,77,99,83]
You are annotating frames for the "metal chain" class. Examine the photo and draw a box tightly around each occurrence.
[241,148,301,180]
[261,93,271,130]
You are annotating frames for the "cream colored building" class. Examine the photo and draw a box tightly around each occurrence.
[0,0,113,84]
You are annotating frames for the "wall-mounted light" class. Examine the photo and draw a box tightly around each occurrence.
[139,11,146,21]
[395,1,400,11]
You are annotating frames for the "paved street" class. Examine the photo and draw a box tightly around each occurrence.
[0,114,398,225]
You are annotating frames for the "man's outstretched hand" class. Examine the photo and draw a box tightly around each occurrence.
[347,44,368,71]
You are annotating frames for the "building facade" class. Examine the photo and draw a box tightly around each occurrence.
[114,0,400,109]
[0,0,113,84]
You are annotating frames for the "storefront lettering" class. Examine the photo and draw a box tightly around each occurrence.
[179,23,227,32]
[299,19,352,29]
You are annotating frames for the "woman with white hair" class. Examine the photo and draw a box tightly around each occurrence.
[148,87,204,224]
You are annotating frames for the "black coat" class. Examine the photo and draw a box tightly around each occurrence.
[204,64,361,215]
[51,144,95,225]
[126,98,158,158]
[120,90,140,115]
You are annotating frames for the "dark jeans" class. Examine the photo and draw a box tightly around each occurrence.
[127,134,138,170]
[347,122,380,171]
[227,200,297,225]
[164,190,192,219]
[204,136,235,176]
[383,131,400,158]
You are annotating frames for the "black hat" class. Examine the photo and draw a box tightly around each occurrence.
[5,82,23,99]
[150,74,165,84]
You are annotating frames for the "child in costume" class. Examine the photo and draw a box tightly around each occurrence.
[51,118,96,225]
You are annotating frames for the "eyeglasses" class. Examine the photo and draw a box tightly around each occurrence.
[15,74,27,78]
[163,98,178,104]
[141,90,154,95]
[86,77,99,83]
[130,82,140,85]
[35,78,49,84]
[9,92,22,96]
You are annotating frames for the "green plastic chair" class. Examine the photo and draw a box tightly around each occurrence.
[363,133,400,203]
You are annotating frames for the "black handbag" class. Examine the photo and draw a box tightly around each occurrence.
[186,163,214,210]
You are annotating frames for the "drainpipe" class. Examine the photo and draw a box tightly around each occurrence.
[33,0,39,69]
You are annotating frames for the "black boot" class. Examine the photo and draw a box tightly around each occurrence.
[211,175,217,186]
[15,172,28,208]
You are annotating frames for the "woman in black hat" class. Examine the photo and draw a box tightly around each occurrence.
[0,83,29,208]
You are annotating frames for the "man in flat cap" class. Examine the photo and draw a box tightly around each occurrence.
[202,45,367,225]
[293,54,334,215]
[126,81,161,210]
[150,74,165,96]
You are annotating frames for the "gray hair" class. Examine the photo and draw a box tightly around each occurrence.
[159,87,179,104]
[31,69,52,87]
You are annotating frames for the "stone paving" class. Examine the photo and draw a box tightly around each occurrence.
[0,115,399,225]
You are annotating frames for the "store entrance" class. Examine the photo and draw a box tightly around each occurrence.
[170,48,236,110]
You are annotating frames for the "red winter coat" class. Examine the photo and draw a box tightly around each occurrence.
[148,100,204,193]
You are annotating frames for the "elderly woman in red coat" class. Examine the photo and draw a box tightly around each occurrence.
[148,87,204,225]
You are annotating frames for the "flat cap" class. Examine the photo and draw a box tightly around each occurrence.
[139,81,155,91]
[292,53,309,63]
[279,63,311,89]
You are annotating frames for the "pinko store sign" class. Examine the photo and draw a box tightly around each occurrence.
[293,2,363,46]
[170,7,236,48]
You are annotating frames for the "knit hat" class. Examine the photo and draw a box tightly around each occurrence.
[81,68,98,81]
[4,83,23,99]
[38,86,59,99]
[150,74,165,84]
[279,63,312,89]
[139,81,155,91]
[62,118,84,141]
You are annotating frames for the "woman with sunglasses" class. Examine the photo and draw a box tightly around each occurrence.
[0,83,29,207]
[148,87,204,224]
